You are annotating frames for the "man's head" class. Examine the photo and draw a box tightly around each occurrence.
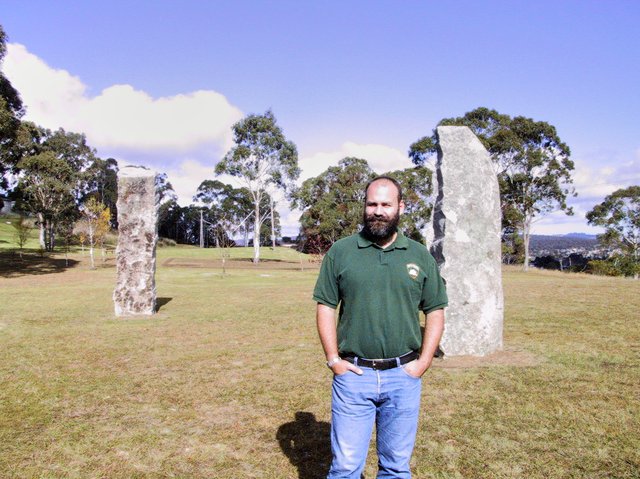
[362,176,405,243]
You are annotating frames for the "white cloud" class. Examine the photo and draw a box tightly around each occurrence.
[4,43,243,153]
[163,159,215,206]
[572,162,625,201]
[533,155,640,235]
[570,157,640,206]
[279,208,303,237]
[299,141,411,181]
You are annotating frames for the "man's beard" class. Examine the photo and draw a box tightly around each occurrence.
[362,210,400,242]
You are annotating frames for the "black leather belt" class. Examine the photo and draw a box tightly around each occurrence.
[342,350,419,370]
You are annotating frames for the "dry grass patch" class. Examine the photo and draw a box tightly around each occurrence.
[1,253,638,478]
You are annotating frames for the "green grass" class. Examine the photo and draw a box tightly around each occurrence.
[0,215,41,250]
[156,244,311,262]
[0,249,638,478]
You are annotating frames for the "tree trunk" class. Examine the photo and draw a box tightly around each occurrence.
[270,197,276,248]
[89,237,95,269]
[49,223,55,252]
[253,200,260,263]
[38,213,46,250]
[522,220,531,272]
[199,211,204,248]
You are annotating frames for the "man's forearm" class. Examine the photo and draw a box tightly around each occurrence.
[316,303,339,360]
[317,303,363,375]
[417,308,445,368]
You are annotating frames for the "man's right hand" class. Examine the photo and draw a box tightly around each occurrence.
[331,359,363,376]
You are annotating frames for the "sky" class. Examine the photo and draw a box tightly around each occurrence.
[2,0,639,237]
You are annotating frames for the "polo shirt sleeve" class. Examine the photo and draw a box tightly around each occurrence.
[312,252,339,309]
[420,255,448,314]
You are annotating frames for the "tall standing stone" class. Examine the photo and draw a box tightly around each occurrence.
[429,126,503,356]
[113,166,158,316]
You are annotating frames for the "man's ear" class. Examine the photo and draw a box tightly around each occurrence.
[399,200,406,215]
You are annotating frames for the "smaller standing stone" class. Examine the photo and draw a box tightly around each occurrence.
[113,166,158,316]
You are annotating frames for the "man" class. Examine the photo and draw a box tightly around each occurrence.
[313,176,447,478]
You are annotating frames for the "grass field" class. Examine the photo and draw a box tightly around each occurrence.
[0,216,41,251]
[0,244,638,478]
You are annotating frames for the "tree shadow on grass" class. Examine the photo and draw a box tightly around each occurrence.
[277,411,332,479]
[0,250,79,278]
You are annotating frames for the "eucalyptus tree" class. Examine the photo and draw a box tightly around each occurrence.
[83,157,118,227]
[158,199,183,242]
[409,107,576,270]
[16,124,96,250]
[78,197,111,269]
[382,166,433,243]
[587,186,640,278]
[155,172,177,205]
[195,179,281,247]
[194,180,234,246]
[294,158,434,253]
[293,157,374,253]
[0,25,24,194]
[215,110,299,262]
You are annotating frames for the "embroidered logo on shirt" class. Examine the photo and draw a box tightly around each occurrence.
[406,263,420,280]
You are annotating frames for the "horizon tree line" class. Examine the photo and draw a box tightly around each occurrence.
[1,24,637,276]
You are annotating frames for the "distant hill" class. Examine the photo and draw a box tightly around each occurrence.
[563,232,598,239]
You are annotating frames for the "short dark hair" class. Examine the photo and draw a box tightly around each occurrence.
[364,176,403,202]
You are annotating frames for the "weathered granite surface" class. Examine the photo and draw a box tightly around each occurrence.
[430,126,503,356]
[113,166,158,316]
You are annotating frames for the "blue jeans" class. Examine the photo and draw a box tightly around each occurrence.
[328,363,422,478]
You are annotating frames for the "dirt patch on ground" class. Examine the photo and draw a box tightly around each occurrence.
[162,257,320,271]
[432,347,542,369]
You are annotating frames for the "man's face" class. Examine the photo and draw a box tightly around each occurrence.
[362,181,405,241]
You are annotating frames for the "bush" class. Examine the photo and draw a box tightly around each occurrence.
[586,260,621,276]
[587,255,640,278]
[158,237,177,247]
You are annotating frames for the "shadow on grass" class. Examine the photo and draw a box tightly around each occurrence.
[277,411,332,479]
[156,297,173,311]
[0,250,79,278]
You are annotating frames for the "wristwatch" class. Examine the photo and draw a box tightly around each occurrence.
[326,356,341,369]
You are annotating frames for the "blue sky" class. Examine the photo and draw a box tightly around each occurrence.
[2,0,639,236]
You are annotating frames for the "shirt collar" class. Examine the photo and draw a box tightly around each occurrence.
[357,231,408,250]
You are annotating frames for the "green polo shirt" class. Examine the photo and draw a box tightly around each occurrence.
[313,231,448,359]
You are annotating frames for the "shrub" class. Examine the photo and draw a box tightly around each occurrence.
[158,237,177,247]
[587,255,640,278]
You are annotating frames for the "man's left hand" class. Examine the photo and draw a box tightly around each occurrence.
[402,359,431,378]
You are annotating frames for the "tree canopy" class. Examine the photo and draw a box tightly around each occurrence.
[293,157,374,253]
[83,157,119,227]
[383,166,433,242]
[410,107,576,270]
[156,179,281,248]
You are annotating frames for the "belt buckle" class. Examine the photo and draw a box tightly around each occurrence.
[371,359,379,369]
